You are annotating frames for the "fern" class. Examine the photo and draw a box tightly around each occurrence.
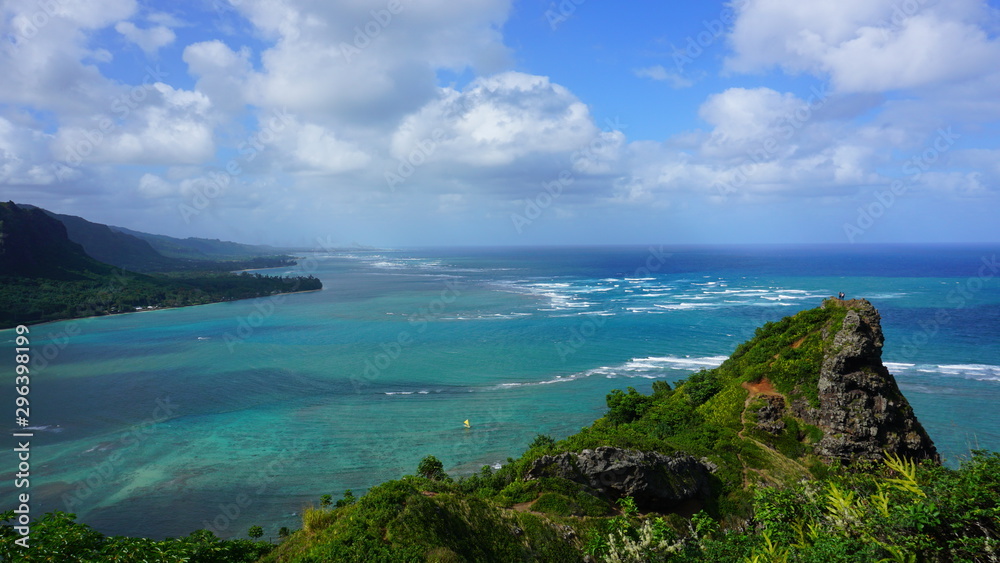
[883,453,926,499]
[825,483,861,529]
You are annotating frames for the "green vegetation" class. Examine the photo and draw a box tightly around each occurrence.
[3,299,998,561]
[0,511,273,562]
[0,271,322,329]
[417,455,449,481]
[43,207,295,273]
[0,202,321,329]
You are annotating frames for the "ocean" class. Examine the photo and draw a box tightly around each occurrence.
[2,245,999,539]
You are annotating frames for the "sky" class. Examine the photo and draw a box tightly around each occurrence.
[2,0,1000,247]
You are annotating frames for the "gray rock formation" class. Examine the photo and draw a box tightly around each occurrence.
[754,395,787,435]
[796,299,939,462]
[524,446,713,511]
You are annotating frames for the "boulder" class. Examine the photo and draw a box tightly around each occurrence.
[525,446,712,512]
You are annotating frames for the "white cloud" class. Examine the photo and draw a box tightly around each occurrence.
[0,0,137,115]
[51,83,214,166]
[224,0,511,127]
[137,173,174,198]
[392,72,599,167]
[634,65,694,89]
[183,40,252,115]
[289,123,371,174]
[0,117,62,186]
[725,0,1000,94]
[115,21,176,55]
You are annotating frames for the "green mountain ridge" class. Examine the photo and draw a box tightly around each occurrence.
[0,202,115,280]
[0,202,321,329]
[15,204,294,273]
[109,225,283,261]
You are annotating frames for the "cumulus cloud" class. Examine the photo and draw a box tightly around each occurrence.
[225,0,511,127]
[725,0,1000,94]
[0,117,61,186]
[183,40,252,115]
[51,83,214,166]
[137,172,174,198]
[115,21,176,55]
[392,72,599,167]
[0,0,137,115]
[288,123,371,174]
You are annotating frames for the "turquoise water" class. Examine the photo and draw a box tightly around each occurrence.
[2,245,999,539]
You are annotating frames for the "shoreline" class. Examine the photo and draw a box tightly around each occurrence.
[3,287,324,331]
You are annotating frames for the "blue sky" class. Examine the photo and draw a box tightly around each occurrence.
[2,0,999,247]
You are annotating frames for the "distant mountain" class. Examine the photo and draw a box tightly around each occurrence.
[0,201,115,279]
[41,210,180,272]
[15,205,294,273]
[0,202,321,328]
[109,226,281,260]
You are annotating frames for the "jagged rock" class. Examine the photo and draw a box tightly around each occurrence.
[797,299,939,462]
[755,395,787,435]
[524,446,712,511]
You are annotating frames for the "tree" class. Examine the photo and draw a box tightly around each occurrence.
[335,489,356,508]
[529,434,555,450]
[605,387,653,424]
[417,455,447,481]
[247,525,263,540]
[278,526,291,539]
[319,494,332,508]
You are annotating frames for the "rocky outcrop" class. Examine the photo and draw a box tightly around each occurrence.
[797,299,939,462]
[754,395,787,435]
[524,446,713,512]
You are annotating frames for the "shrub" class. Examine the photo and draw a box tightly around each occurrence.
[684,370,722,406]
[606,387,654,424]
[418,455,448,481]
[302,507,335,534]
[529,434,556,451]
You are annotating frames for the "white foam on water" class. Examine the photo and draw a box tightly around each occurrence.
[488,355,728,390]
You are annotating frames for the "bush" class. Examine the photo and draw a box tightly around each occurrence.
[605,387,653,424]
[302,507,336,534]
[684,370,722,406]
[529,434,556,451]
[417,455,448,481]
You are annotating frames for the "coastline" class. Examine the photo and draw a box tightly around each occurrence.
[2,287,324,331]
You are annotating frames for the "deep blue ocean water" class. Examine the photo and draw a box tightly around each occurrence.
[2,245,999,539]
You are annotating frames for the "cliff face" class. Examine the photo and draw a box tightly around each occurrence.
[0,201,113,279]
[796,299,939,462]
